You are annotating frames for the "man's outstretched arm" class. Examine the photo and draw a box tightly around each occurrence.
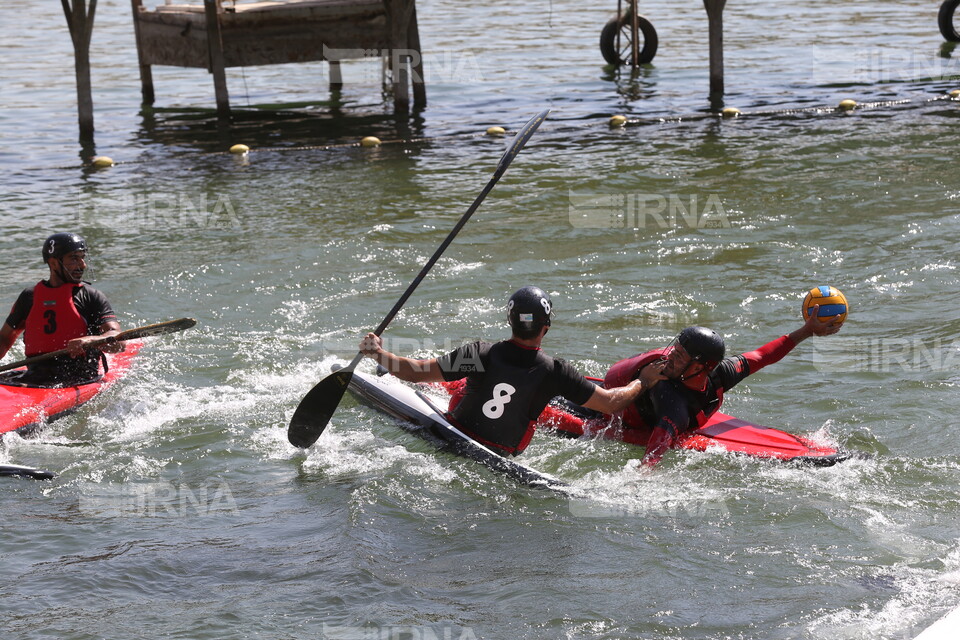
[359,332,446,383]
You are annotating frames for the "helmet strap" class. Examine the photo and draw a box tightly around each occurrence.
[665,339,697,380]
[677,360,697,381]
[679,367,709,391]
[53,257,81,285]
[678,360,712,391]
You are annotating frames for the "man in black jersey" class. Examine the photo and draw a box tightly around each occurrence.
[359,286,649,456]
[0,233,121,385]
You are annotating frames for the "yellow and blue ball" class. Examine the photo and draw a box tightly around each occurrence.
[802,286,848,325]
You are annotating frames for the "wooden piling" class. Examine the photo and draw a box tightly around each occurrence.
[408,1,426,109]
[61,0,98,139]
[130,0,155,105]
[203,0,231,119]
[703,0,727,107]
[329,60,344,93]
[385,0,412,113]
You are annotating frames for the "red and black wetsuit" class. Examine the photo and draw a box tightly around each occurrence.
[5,281,117,384]
[605,335,799,465]
[437,340,596,456]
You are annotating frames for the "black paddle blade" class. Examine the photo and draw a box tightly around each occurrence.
[287,367,355,448]
[120,317,197,340]
[495,108,550,177]
[0,464,56,480]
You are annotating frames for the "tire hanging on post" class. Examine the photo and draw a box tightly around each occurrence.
[599,11,659,66]
[939,0,960,42]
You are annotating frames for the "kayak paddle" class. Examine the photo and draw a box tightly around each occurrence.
[288,109,551,448]
[0,464,56,480]
[0,317,197,374]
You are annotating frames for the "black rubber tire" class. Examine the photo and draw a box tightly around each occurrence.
[939,0,960,42]
[600,14,658,66]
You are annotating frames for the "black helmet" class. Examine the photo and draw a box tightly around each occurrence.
[507,286,552,339]
[42,233,86,263]
[676,326,725,369]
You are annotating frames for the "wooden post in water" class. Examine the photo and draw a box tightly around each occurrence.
[408,1,426,109]
[329,61,344,93]
[385,0,412,113]
[61,0,98,140]
[130,0,154,105]
[703,0,726,107]
[203,0,231,119]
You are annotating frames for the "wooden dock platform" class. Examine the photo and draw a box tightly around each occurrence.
[130,0,426,116]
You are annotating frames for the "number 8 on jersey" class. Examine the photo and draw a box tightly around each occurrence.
[482,383,516,419]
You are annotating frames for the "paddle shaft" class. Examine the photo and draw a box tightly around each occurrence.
[0,317,196,374]
[288,110,550,447]
[336,111,549,373]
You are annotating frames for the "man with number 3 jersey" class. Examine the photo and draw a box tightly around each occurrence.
[359,286,651,456]
[0,233,122,385]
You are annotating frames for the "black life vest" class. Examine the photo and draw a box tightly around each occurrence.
[449,341,553,455]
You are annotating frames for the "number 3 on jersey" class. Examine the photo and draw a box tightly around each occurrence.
[43,309,57,334]
[482,383,516,419]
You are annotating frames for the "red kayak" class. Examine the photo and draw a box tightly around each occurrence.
[438,378,847,466]
[542,404,846,465]
[0,342,142,438]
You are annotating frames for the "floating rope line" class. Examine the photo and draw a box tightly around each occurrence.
[251,129,491,153]
[608,94,955,128]
[71,128,508,170]
[37,89,960,171]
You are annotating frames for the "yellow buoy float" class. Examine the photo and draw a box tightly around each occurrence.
[360,136,382,148]
[949,89,960,99]
[486,126,506,136]
[91,156,114,168]
[229,144,250,155]
[838,99,857,111]
[609,115,627,127]
[721,107,741,118]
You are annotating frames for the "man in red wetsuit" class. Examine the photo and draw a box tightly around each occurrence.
[605,309,843,467]
[359,286,648,457]
[0,233,122,385]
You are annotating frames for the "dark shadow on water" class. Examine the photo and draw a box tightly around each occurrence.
[135,100,427,154]
[600,63,659,105]
[78,137,98,167]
